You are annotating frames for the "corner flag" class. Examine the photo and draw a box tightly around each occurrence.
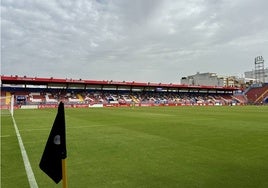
[39,102,67,184]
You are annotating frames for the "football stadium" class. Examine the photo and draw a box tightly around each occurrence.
[1,75,268,188]
[2,1,268,188]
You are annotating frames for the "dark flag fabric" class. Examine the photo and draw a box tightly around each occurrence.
[39,102,67,184]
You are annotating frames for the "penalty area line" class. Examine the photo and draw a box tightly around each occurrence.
[11,115,38,188]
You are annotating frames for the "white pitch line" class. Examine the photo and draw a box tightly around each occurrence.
[11,115,38,188]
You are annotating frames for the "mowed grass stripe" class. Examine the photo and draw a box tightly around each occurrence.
[1,115,30,188]
[2,106,268,188]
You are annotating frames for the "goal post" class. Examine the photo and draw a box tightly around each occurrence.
[0,95,14,116]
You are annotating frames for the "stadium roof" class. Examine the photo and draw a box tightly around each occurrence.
[1,75,239,91]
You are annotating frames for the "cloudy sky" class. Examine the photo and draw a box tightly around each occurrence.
[1,0,268,83]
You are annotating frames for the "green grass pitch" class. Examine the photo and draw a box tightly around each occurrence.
[1,106,268,188]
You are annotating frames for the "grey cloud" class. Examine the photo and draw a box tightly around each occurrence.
[1,0,267,83]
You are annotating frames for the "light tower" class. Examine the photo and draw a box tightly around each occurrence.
[254,56,265,83]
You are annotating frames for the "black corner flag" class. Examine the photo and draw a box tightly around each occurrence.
[39,102,67,184]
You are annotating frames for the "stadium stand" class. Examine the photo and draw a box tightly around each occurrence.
[0,88,240,107]
[232,94,248,105]
[244,83,268,104]
[2,75,267,108]
[45,93,58,104]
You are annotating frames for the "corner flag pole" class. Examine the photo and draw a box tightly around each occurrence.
[62,159,68,188]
